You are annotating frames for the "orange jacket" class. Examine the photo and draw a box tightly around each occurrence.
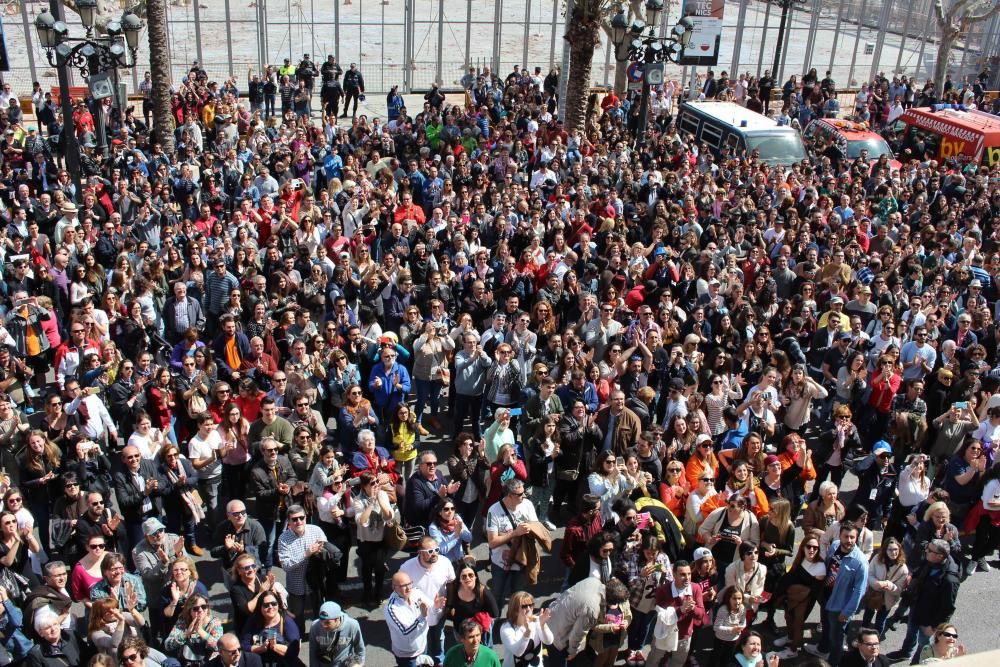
[685,453,719,490]
[699,484,770,520]
[778,450,816,482]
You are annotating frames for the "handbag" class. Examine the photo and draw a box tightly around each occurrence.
[863,588,885,610]
[383,517,407,551]
[188,392,207,415]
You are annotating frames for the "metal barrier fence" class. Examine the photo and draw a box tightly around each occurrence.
[1,0,997,98]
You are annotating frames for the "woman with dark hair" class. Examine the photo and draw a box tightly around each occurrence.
[726,631,778,667]
[712,586,748,667]
[772,536,826,659]
[443,561,500,645]
[941,438,988,526]
[157,444,201,554]
[622,531,671,656]
[861,537,908,639]
[240,590,302,667]
[428,497,471,563]
[446,433,490,530]
[89,552,146,632]
[229,553,289,635]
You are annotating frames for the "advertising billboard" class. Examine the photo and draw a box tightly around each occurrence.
[680,0,724,66]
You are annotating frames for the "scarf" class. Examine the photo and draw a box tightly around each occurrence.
[734,653,762,667]
[437,517,458,535]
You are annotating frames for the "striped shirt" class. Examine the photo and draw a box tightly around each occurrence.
[204,270,240,316]
[276,524,327,595]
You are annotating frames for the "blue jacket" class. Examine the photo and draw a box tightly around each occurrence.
[368,361,411,409]
[824,540,868,616]
[556,382,600,414]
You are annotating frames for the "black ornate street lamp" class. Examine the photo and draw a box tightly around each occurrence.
[610,0,694,144]
[35,1,143,161]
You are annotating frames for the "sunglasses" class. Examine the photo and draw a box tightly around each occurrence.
[938,631,958,639]
[420,547,440,555]
[289,516,306,523]
[89,543,106,550]
[261,601,279,609]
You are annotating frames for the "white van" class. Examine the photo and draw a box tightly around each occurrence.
[676,101,808,167]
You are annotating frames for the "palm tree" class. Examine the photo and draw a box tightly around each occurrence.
[564,0,613,133]
[146,0,175,152]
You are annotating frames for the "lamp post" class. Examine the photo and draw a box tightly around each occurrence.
[610,0,693,145]
[771,0,794,84]
[35,1,143,168]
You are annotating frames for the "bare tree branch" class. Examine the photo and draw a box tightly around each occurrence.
[968,0,1000,22]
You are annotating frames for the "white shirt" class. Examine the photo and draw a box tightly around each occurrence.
[486,499,538,569]
[187,429,223,479]
[499,618,554,667]
[398,555,455,626]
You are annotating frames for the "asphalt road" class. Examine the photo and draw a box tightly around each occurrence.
[188,428,999,666]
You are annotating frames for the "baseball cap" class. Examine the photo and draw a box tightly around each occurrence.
[142,518,166,536]
[872,441,892,456]
[764,454,780,467]
[693,547,713,562]
[696,433,712,445]
[654,247,667,257]
[318,601,343,620]
[829,296,845,305]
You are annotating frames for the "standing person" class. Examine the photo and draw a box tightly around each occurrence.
[861,538,909,640]
[341,64,365,119]
[309,601,366,667]
[485,479,538,612]
[649,560,707,667]
[446,433,489,531]
[444,618,502,667]
[348,471,394,606]
[369,346,411,427]
[276,504,329,622]
[805,520,869,665]
[385,571,432,667]
[453,335,493,440]
[250,438,297,570]
[399,536,454,665]
[886,539,961,664]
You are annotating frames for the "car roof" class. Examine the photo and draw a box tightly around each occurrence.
[682,101,786,132]
[811,118,883,141]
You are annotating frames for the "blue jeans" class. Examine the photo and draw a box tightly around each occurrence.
[862,606,890,638]
[426,617,447,664]
[414,378,442,424]
[898,619,932,664]
[490,563,524,614]
[818,609,850,666]
[260,516,283,569]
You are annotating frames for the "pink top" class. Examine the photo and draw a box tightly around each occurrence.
[70,562,103,602]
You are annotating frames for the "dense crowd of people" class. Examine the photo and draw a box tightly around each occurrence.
[0,46,996,667]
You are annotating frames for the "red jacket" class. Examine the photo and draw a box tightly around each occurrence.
[868,370,902,414]
[654,581,708,640]
[560,512,603,568]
